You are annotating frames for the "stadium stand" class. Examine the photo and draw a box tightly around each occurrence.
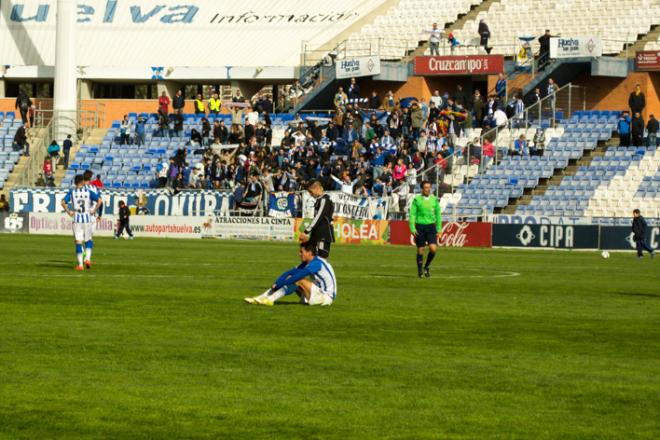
[441,110,620,217]
[344,0,481,59]
[0,112,22,190]
[445,0,660,56]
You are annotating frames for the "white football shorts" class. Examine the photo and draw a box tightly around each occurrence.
[73,223,92,242]
[308,284,333,306]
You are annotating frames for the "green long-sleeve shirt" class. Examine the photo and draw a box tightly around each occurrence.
[409,194,442,233]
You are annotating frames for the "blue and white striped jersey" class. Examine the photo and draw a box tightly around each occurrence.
[308,257,337,299]
[85,184,103,217]
[63,186,99,223]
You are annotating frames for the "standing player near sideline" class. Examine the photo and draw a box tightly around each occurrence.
[245,241,337,306]
[409,181,442,278]
[82,170,103,266]
[61,175,101,270]
[299,180,334,258]
[115,200,135,240]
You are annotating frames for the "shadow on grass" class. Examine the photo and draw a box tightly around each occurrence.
[613,291,660,299]
[38,260,73,268]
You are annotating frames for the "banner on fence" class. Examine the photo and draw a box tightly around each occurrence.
[10,188,232,217]
[295,218,389,245]
[492,224,599,249]
[302,192,388,220]
[389,221,492,247]
[549,37,602,58]
[208,216,294,240]
[268,192,296,218]
[29,213,117,237]
[492,215,596,225]
[335,56,381,79]
[28,213,210,238]
[0,212,29,234]
[635,51,660,71]
[599,226,660,251]
[414,55,505,76]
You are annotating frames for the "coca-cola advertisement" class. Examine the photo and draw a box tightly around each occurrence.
[389,221,492,248]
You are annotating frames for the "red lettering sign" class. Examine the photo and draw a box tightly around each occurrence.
[414,55,505,76]
[635,51,660,71]
[389,221,492,248]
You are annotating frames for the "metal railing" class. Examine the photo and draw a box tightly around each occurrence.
[453,83,586,184]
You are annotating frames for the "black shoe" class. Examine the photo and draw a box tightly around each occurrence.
[424,267,431,278]
[418,269,423,278]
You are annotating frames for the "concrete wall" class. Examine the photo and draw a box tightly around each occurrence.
[573,71,660,119]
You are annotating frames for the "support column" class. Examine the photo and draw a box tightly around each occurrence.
[0,79,5,98]
[157,81,181,99]
[79,80,93,100]
[53,0,77,141]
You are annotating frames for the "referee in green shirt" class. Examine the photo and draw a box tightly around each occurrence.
[408,181,442,278]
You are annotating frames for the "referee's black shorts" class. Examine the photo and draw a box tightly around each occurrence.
[308,235,331,258]
[415,223,438,248]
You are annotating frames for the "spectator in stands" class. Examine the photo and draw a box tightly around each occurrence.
[631,112,645,147]
[233,90,245,103]
[528,87,542,107]
[156,158,169,188]
[481,136,495,170]
[617,111,632,146]
[478,19,491,54]
[62,134,72,169]
[447,32,460,53]
[157,110,169,137]
[453,85,468,109]
[334,87,348,110]
[42,157,53,187]
[47,140,60,162]
[0,194,9,212]
[135,115,146,146]
[15,90,32,127]
[173,112,184,138]
[214,119,229,144]
[209,93,221,114]
[190,128,203,147]
[119,115,132,145]
[428,22,441,56]
[194,94,206,115]
[331,171,360,194]
[158,91,170,114]
[538,30,553,69]
[244,173,263,203]
[472,89,485,128]
[546,78,559,116]
[512,134,528,156]
[632,209,655,259]
[13,125,28,156]
[348,78,361,101]
[411,102,425,139]
[201,118,211,146]
[245,105,259,140]
[628,84,646,117]
[647,114,658,147]
[532,129,545,155]
[262,95,274,114]
[495,73,506,100]
[493,106,508,129]
[430,90,443,109]
[91,174,103,188]
[173,89,185,114]
[369,91,381,110]
[513,95,525,127]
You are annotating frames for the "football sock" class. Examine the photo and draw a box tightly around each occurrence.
[255,288,272,300]
[283,285,299,296]
[269,288,287,302]
[76,244,84,266]
[425,251,436,268]
[85,240,93,260]
[416,254,423,272]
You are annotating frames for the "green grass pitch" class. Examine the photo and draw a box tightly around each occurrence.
[0,235,659,439]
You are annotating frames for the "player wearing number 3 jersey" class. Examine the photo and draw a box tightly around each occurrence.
[61,175,102,271]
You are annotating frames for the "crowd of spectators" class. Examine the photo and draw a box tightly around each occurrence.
[125,79,557,208]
